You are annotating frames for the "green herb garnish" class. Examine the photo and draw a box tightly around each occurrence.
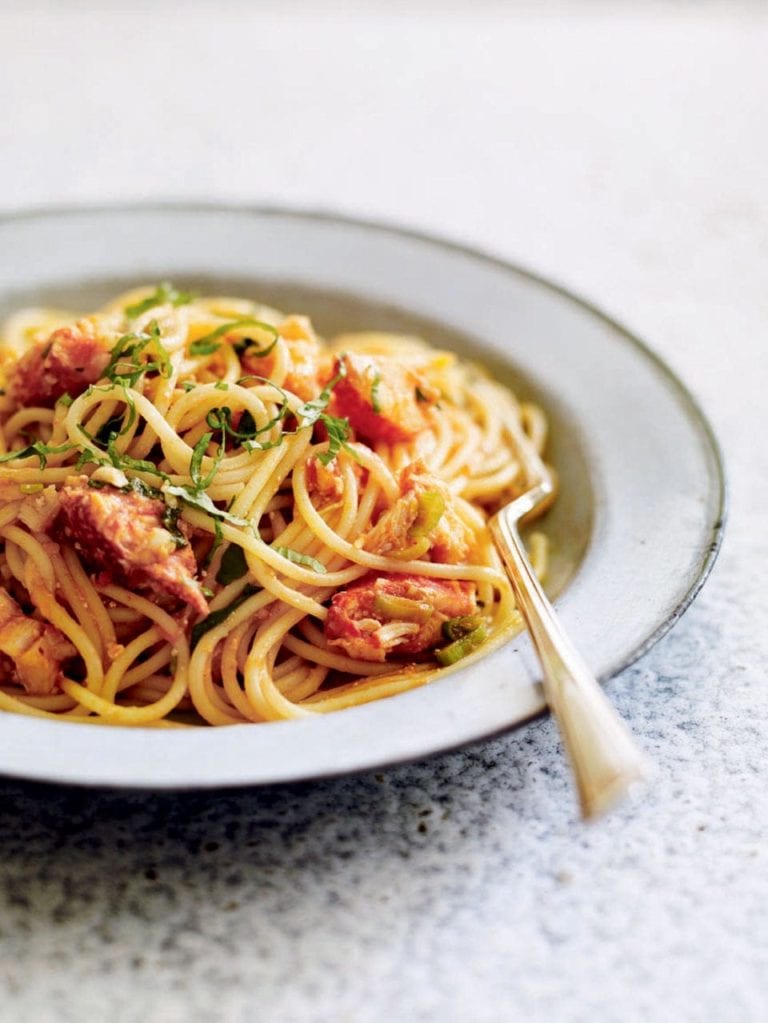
[435,618,487,666]
[205,405,282,446]
[75,448,100,471]
[373,592,432,622]
[410,490,445,540]
[123,476,163,499]
[238,409,256,436]
[441,615,485,642]
[190,584,260,649]
[0,441,75,470]
[189,318,279,358]
[163,484,250,529]
[103,321,171,386]
[370,371,382,414]
[161,503,188,549]
[96,414,129,446]
[106,433,170,481]
[189,432,211,488]
[272,546,327,574]
[216,543,249,585]
[125,282,194,320]
[189,338,221,357]
[294,363,359,467]
[317,413,357,467]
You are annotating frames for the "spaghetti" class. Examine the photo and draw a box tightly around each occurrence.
[0,285,553,727]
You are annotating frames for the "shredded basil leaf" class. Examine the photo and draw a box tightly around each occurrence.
[0,441,75,470]
[96,414,128,446]
[190,584,260,649]
[216,543,249,585]
[103,321,171,386]
[163,484,250,528]
[76,385,137,451]
[239,409,257,436]
[75,448,100,470]
[0,445,40,466]
[146,320,172,378]
[123,477,163,500]
[105,434,170,480]
[188,431,223,492]
[189,339,221,356]
[102,331,150,384]
[210,518,224,562]
[206,406,279,445]
[189,432,212,489]
[231,366,356,462]
[370,371,382,414]
[293,362,358,466]
[272,546,327,574]
[316,413,354,467]
[190,318,279,358]
[295,364,346,426]
[125,282,194,320]
[242,408,292,450]
[161,504,188,549]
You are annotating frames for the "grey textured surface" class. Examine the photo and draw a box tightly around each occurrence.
[1,3,767,1021]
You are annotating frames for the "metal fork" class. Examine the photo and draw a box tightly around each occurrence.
[489,418,648,819]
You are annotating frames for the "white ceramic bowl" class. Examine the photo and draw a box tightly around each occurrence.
[0,205,724,787]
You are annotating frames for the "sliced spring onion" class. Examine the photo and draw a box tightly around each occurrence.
[389,536,431,561]
[373,592,432,623]
[434,621,488,666]
[441,615,486,642]
[410,490,445,539]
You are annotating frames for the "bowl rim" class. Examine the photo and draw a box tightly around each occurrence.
[0,201,727,786]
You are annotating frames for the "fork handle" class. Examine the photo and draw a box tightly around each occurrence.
[491,510,648,819]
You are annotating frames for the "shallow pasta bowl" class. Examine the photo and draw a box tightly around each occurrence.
[0,204,725,788]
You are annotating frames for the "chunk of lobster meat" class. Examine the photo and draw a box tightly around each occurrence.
[54,483,208,615]
[8,323,111,407]
[305,455,344,507]
[242,315,324,402]
[363,461,473,563]
[325,573,477,662]
[0,590,75,695]
[330,353,440,445]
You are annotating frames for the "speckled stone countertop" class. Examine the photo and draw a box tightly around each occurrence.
[0,3,766,1021]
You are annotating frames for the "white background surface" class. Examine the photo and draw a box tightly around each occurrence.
[0,3,766,1021]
